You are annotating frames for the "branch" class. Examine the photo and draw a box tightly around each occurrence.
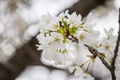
[84,44,112,71]
[109,8,120,80]
[67,0,106,17]
[111,8,120,70]
[58,0,106,17]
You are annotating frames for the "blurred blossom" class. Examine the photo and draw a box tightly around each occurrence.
[24,24,39,40]
[0,40,15,62]
[16,66,94,80]
[49,70,67,80]
[0,22,4,35]
[16,66,50,80]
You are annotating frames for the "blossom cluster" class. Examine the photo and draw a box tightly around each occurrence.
[36,11,119,79]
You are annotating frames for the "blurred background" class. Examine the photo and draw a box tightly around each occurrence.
[0,0,120,80]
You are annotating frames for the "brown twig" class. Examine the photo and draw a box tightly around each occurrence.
[84,44,112,71]
[110,8,120,80]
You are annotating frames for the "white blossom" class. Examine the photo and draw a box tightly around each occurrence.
[68,66,94,80]
[97,28,117,62]
[36,10,120,80]
[37,10,100,73]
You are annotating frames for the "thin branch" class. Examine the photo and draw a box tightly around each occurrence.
[84,44,112,71]
[110,8,120,80]
[111,8,120,70]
